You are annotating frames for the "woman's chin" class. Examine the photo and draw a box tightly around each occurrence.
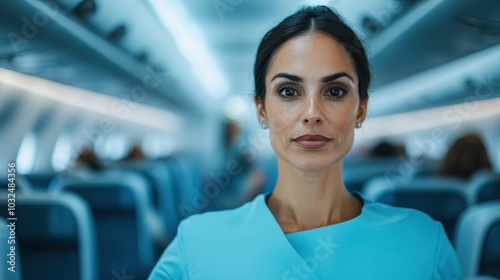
[286,157,342,172]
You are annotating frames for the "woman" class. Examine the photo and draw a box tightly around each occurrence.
[149,6,461,279]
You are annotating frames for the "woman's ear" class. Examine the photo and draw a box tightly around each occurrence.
[254,95,267,125]
[356,97,368,124]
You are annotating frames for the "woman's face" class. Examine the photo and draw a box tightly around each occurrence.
[255,31,367,171]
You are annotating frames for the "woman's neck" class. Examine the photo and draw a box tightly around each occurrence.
[267,158,362,233]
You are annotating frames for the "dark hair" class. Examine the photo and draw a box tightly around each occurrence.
[75,147,102,171]
[371,141,400,157]
[438,133,492,179]
[253,5,370,101]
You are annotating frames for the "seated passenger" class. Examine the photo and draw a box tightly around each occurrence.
[123,143,146,161]
[212,120,265,209]
[74,147,103,171]
[370,140,404,158]
[437,133,492,179]
[149,6,461,279]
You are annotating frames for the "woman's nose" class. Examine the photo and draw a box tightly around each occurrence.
[302,116,324,125]
[302,96,324,125]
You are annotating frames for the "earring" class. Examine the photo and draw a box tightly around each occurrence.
[356,122,362,128]
[261,123,267,129]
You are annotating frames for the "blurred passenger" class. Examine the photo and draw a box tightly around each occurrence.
[124,143,146,161]
[438,133,492,179]
[150,6,461,279]
[74,147,103,171]
[370,140,403,158]
[214,120,264,209]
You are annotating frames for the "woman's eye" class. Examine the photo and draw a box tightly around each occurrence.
[327,87,347,98]
[278,87,298,99]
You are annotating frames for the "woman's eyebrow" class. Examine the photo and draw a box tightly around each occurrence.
[322,72,354,83]
[271,72,354,83]
[271,73,303,83]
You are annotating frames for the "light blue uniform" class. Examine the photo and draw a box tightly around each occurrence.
[149,194,462,279]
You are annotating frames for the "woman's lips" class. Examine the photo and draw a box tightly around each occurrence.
[292,134,331,148]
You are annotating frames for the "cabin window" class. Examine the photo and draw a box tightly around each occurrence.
[16,132,37,174]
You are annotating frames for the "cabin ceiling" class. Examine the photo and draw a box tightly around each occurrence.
[0,0,499,117]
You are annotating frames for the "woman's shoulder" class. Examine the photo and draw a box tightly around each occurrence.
[361,196,441,233]
[358,198,448,259]
[360,198,461,278]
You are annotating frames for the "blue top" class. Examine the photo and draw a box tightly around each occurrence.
[149,193,462,280]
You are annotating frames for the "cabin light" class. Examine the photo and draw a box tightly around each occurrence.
[147,0,229,98]
[357,96,500,140]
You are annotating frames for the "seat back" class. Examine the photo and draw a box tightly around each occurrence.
[0,192,96,280]
[1,176,33,192]
[464,276,500,280]
[363,176,469,241]
[481,217,500,277]
[411,159,439,178]
[150,163,178,240]
[455,201,500,278]
[343,157,401,193]
[24,173,55,191]
[164,155,204,219]
[469,171,500,204]
[114,160,177,239]
[50,169,155,279]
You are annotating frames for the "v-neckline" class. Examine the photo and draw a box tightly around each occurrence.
[254,194,323,280]
[263,192,366,234]
[254,193,368,279]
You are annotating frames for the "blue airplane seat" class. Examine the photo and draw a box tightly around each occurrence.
[146,163,180,241]
[114,160,179,241]
[464,276,500,280]
[23,173,56,191]
[363,176,470,243]
[0,192,96,280]
[411,159,439,177]
[50,169,157,279]
[1,176,33,192]
[455,201,500,278]
[163,154,205,219]
[343,157,401,193]
[468,170,500,204]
